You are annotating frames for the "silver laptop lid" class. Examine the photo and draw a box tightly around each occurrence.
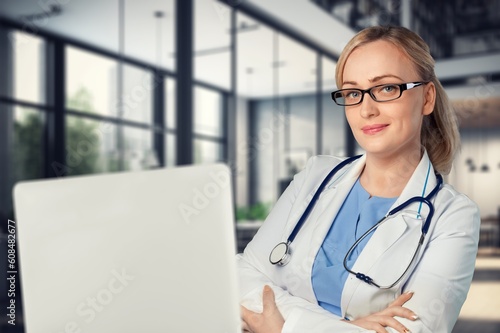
[14,163,240,333]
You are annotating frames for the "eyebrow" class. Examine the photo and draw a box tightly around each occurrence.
[342,74,405,86]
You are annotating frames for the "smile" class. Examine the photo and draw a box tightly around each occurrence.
[361,124,389,135]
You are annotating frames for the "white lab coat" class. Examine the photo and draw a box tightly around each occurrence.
[237,151,480,333]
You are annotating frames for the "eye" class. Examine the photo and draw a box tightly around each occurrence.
[382,85,396,93]
[346,91,360,99]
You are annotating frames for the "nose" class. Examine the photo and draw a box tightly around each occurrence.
[359,92,379,118]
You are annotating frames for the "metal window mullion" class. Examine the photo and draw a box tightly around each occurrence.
[316,53,322,155]
[117,0,125,170]
[153,71,165,167]
[176,0,194,165]
[0,23,13,221]
[45,38,65,178]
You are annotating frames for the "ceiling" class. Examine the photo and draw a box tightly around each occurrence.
[1,0,499,128]
[311,0,500,59]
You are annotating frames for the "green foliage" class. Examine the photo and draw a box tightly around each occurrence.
[65,116,101,176]
[64,86,104,176]
[67,86,95,112]
[236,206,249,221]
[236,202,272,221]
[12,111,43,181]
[12,87,104,180]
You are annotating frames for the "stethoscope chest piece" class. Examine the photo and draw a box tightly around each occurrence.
[269,242,291,266]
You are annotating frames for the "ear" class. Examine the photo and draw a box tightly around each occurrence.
[422,82,436,116]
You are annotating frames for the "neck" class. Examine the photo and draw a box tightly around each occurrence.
[360,149,422,198]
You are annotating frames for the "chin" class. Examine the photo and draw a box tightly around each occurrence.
[362,145,399,157]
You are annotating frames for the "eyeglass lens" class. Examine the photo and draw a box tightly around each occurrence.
[334,84,402,106]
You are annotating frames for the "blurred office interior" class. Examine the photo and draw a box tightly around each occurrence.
[0,0,499,332]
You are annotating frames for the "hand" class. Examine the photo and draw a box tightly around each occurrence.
[240,285,285,333]
[346,291,418,333]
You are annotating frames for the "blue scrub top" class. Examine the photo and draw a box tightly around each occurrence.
[311,178,397,316]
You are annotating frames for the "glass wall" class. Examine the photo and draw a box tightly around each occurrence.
[12,32,45,104]
[194,0,231,90]
[193,85,225,163]
[65,46,156,175]
[1,1,349,221]
[9,106,45,185]
[66,46,118,117]
[124,0,175,71]
[165,77,177,167]
[236,12,274,98]
[0,31,47,219]
[234,11,347,210]
[236,11,275,208]
[0,4,352,332]
[322,56,346,156]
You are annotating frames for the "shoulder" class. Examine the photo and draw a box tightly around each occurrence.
[297,155,345,180]
[437,183,478,212]
[432,182,480,235]
[305,155,345,173]
[290,155,346,194]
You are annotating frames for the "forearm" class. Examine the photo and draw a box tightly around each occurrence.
[238,252,371,333]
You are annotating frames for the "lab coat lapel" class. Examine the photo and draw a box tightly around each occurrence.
[311,154,367,241]
[341,151,438,317]
[299,156,367,301]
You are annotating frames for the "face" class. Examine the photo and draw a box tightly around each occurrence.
[341,40,435,160]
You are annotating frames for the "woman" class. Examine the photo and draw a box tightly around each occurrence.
[238,26,480,333]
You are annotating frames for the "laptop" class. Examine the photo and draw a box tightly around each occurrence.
[13,163,241,333]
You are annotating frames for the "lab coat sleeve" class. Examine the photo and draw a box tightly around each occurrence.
[238,253,365,332]
[387,191,480,333]
[272,190,480,333]
[237,156,370,332]
[240,172,480,333]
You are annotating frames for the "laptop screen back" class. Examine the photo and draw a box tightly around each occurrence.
[14,164,240,333]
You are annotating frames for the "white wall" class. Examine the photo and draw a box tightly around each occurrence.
[449,129,500,219]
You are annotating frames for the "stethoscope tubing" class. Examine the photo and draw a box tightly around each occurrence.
[269,155,362,266]
[287,155,362,244]
[342,175,443,288]
[270,154,444,282]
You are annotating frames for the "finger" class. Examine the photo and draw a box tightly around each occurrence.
[262,285,277,313]
[241,319,252,333]
[241,305,265,329]
[240,305,255,322]
[377,316,412,333]
[389,291,414,307]
[371,322,390,333]
[379,306,418,321]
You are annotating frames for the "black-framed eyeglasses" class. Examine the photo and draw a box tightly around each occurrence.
[331,82,427,106]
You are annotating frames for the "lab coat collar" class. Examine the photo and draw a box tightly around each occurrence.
[324,154,366,191]
[391,150,437,210]
[328,151,438,209]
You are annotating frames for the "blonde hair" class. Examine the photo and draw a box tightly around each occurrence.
[335,26,459,174]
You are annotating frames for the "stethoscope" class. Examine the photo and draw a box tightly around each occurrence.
[269,155,443,288]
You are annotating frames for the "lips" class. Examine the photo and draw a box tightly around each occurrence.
[361,124,389,135]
